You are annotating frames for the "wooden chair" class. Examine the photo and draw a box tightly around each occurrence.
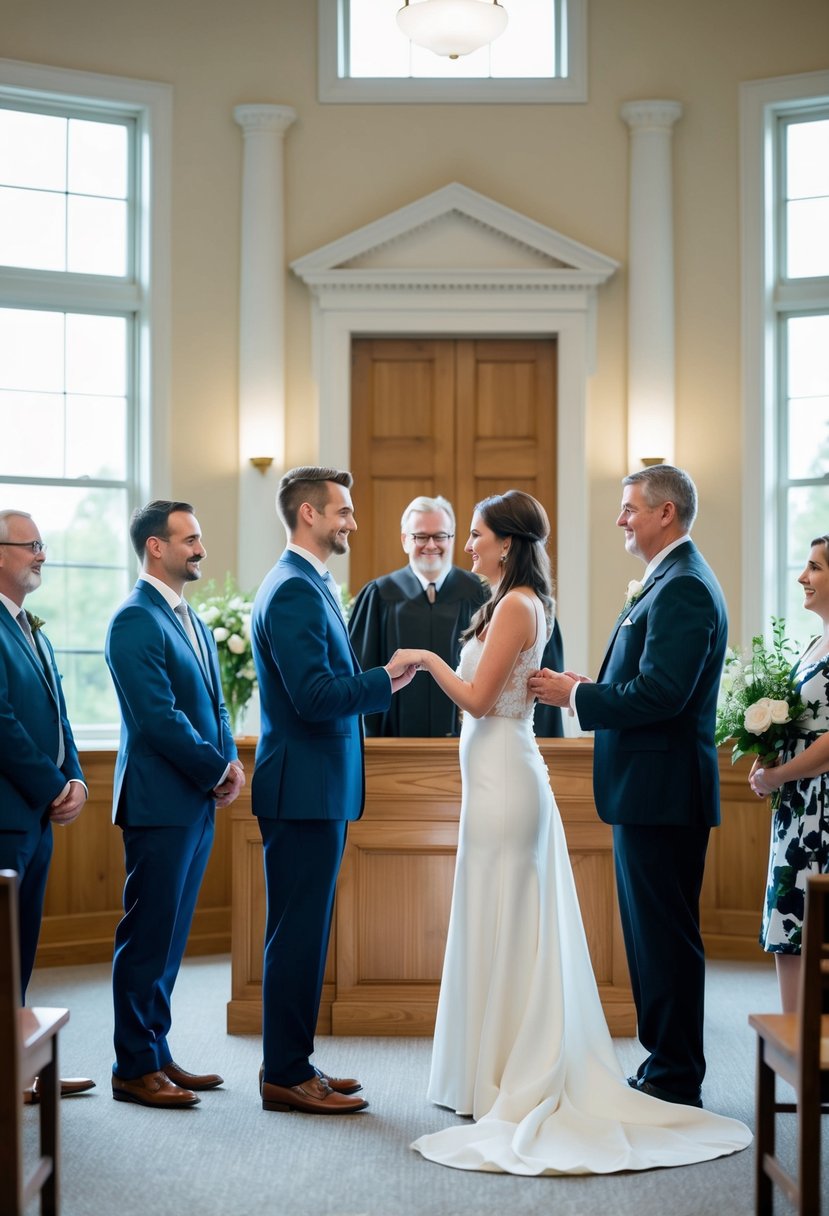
[0,870,69,1215]
[748,873,829,1215]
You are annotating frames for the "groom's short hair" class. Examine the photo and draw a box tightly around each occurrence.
[623,465,698,531]
[277,466,353,531]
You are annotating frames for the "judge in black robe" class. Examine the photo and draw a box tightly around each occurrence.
[349,566,564,738]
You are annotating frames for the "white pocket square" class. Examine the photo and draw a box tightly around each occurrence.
[621,617,634,626]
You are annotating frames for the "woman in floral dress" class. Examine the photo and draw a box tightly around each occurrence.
[751,534,829,1011]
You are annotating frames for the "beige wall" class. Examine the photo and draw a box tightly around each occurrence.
[2,0,827,667]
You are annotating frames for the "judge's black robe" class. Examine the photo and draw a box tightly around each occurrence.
[348,565,564,738]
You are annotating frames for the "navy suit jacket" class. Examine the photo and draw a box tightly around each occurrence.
[105,579,236,827]
[251,549,392,822]
[576,541,727,827]
[0,607,84,831]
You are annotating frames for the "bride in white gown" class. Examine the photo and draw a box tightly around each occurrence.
[392,490,750,1175]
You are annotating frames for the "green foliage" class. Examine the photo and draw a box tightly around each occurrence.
[715,617,817,765]
[191,574,256,736]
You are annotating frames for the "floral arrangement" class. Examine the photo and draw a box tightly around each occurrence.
[715,618,815,775]
[191,575,256,736]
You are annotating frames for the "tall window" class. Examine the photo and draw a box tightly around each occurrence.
[0,61,171,741]
[777,114,829,638]
[741,72,829,650]
[318,0,586,103]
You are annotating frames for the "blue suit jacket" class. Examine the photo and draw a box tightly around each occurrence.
[105,579,236,827]
[0,607,84,831]
[251,550,392,822]
[576,541,727,827]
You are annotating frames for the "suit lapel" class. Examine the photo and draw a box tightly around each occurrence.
[137,580,219,701]
[0,607,54,695]
[281,551,359,672]
[598,544,695,675]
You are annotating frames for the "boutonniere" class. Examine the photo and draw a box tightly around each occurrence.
[623,580,644,611]
[26,610,45,633]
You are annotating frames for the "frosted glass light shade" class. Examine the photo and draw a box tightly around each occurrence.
[397,0,508,59]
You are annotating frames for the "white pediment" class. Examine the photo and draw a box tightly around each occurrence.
[291,183,618,292]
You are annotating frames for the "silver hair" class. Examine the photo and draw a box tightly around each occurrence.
[400,495,455,534]
[0,509,33,543]
[622,465,698,530]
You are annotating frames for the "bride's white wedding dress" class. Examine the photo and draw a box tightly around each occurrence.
[411,598,751,1175]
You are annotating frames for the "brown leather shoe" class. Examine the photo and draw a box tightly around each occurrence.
[23,1076,96,1105]
[163,1061,224,1090]
[112,1070,200,1108]
[258,1063,362,1096]
[262,1075,368,1114]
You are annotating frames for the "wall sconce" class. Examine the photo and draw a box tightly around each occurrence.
[640,457,665,467]
[249,456,274,475]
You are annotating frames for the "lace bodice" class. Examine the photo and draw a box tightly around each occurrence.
[457,597,548,720]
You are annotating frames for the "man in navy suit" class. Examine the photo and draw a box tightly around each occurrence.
[252,467,416,1114]
[0,508,94,1100]
[106,501,245,1109]
[530,466,727,1108]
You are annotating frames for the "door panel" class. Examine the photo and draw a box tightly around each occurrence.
[350,337,557,592]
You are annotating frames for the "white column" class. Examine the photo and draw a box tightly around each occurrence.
[234,103,296,588]
[620,100,683,469]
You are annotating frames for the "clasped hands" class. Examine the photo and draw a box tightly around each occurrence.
[385,650,421,694]
[527,668,592,708]
[749,757,781,799]
[49,779,88,825]
[214,759,246,808]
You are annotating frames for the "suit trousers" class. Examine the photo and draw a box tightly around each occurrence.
[259,817,347,1088]
[0,814,53,1002]
[112,814,214,1078]
[612,821,710,1100]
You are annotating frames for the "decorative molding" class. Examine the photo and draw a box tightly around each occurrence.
[619,100,683,131]
[290,184,619,683]
[233,103,297,136]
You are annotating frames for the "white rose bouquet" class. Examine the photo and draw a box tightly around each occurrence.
[191,574,256,736]
[715,618,816,786]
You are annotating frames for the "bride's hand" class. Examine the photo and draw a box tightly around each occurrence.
[388,648,427,673]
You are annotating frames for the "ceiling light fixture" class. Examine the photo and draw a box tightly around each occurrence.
[396,0,508,61]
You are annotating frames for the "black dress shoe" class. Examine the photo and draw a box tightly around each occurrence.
[635,1078,703,1108]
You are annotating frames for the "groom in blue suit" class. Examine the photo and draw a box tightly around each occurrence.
[106,501,245,1108]
[531,466,727,1107]
[252,467,415,1114]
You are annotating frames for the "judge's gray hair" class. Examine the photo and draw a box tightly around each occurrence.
[400,495,455,534]
[0,509,34,543]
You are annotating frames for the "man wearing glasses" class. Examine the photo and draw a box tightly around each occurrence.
[0,509,94,1101]
[350,494,566,738]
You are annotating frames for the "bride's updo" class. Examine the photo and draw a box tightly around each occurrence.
[463,489,555,641]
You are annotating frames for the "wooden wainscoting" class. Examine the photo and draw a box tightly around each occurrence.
[228,738,638,1038]
[33,744,250,968]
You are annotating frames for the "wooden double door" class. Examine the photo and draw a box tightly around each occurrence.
[349,337,557,593]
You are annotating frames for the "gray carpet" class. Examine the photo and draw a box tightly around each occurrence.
[21,956,814,1216]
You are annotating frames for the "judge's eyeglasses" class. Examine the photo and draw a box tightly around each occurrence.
[408,533,453,544]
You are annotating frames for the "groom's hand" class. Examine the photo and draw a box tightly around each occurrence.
[528,668,584,707]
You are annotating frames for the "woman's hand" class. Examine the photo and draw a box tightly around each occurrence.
[750,759,782,798]
[389,648,429,672]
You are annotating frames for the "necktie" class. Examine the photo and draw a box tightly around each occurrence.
[175,602,207,672]
[16,609,36,651]
[323,570,345,619]
[426,582,436,605]
[19,611,65,767]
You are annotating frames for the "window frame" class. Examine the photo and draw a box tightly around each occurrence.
[741,70,829,648]
[0,58,172,744]
[318,0,587,104]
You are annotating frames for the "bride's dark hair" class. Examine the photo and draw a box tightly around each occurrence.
[462,490,555,642]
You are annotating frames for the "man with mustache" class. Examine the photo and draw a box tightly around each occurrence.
[106,501,244,1108]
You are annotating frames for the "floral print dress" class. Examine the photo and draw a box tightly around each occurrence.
[761,642,829,953]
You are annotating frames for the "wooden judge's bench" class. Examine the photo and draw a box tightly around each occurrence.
[33,740,769,1035]
[227,739,770,1038]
